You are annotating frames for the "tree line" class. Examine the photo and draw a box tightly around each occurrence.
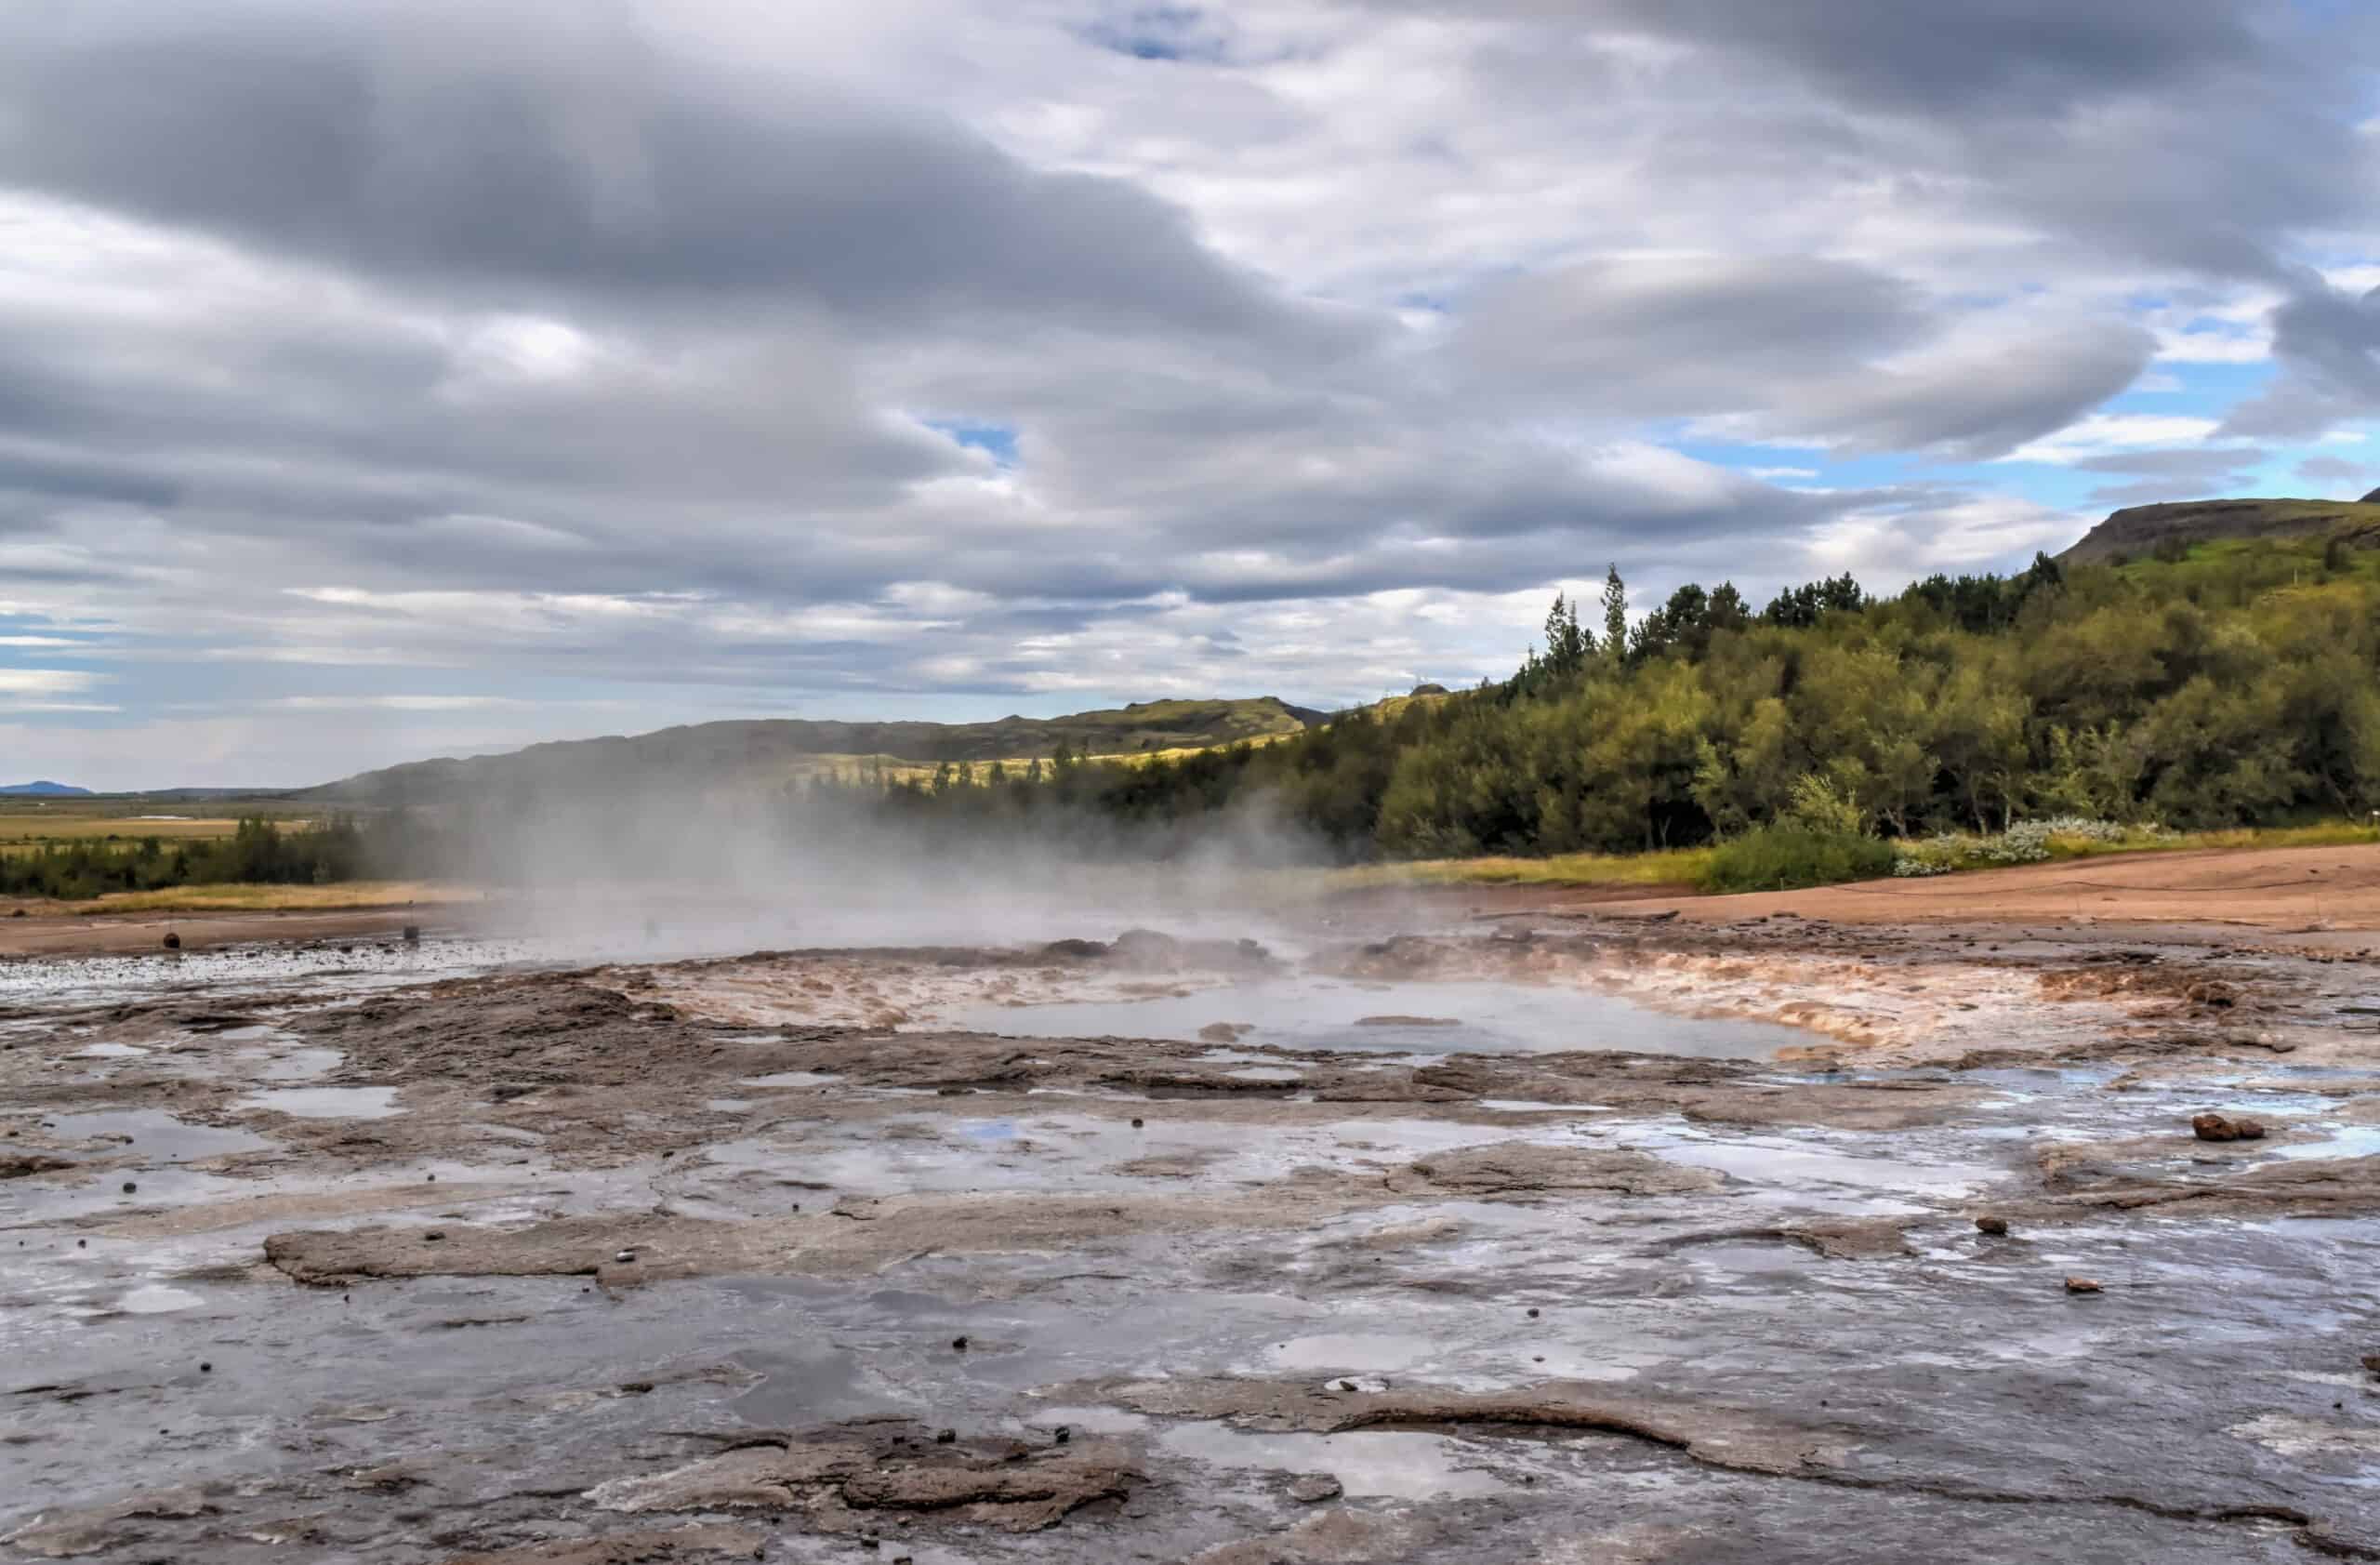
[825,535,2380,859]
[0,816,380,901]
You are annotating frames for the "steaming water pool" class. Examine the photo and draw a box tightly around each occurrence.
[935,976,1812,1058]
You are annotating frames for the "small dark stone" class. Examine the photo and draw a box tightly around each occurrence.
[423,1230,444,1242]
[934,1428,956,1444]
[162,932,181,950]
[1131,1118,1144,1128]
[199,1362,211,1373]
[1053,1425,1070,1445]
[426,1174,435,1182]
[76,1240,86,1248]
[1976,1215,2009,1237]
[121,1181,137,1194]
[950,1335,970,1351]
[1526,1307,1540,1318]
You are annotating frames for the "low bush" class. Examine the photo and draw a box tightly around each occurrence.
[1697,828,1897,894]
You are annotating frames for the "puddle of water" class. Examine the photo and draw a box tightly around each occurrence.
[1686,1240,1815,1275]
[1157,1422,1514,1497]
[2271,1125,2380,1161]
[41,1109,269,1160]
[1263,1332,1442,1374]
[70,1042,147,1060]
[255,1046,342,1082]
[938,977,1808,1058]
[117,1284,205,1314]
[1607,1117,1997,1200]
[232,1085,402,1120]
[1221,1066,1304,1082]
[738,1071,840,1088]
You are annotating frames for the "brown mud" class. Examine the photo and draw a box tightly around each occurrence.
[5,909,2380,1562]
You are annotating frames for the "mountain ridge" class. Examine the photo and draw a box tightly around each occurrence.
[2056,495,2380,566]
[308,696,1332,803]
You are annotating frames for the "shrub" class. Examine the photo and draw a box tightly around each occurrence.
[1697,828,1897,894]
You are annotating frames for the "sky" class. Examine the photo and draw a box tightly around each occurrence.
[2,0,2378,789]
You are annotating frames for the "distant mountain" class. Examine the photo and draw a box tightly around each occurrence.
[310,696,1330,802]
[2058,496,2380,566]
[0,780,92,797]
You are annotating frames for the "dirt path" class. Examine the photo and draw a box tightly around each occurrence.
[0,905,449,958]
[1484,842,2380,936]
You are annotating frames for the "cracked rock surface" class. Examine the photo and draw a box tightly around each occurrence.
[6,915,2380,1561]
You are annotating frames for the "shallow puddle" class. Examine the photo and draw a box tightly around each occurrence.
[1157,1422,1515,1497]
[938,976,1811,1058]
[231,1086,402,1120]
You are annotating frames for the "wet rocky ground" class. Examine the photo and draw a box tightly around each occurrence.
[4,915,2379,1562]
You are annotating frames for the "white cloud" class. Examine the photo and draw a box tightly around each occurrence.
[2002,414,2222,466]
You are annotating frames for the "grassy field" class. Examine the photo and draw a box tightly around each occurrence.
[12,881,473,917]
[1327,846,1712,892]
[0,797,317,848]
[1333,820,2380,893]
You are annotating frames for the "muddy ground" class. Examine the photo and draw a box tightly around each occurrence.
[5,908,2380,1562]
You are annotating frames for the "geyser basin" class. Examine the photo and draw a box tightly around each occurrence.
[937,975,1811,1058]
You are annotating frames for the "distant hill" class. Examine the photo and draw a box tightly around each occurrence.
[0,780,92,797]
[2058,497,2380,566]
[311,696,1329,803]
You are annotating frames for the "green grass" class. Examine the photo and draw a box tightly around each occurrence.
[1696,828,1897,894]
[2047,821,2380,858]
[1326,846,1712,891]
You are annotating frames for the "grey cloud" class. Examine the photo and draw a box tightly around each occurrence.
[2297,456,2375,484]
[2221,281,2380,439]
[1452,257,1929,412]
[2072,447,2268,479]
[1453,256,2149,459]
[2073,444,2270,507]
[1594,0,2259,113]
[0,2,1357,354]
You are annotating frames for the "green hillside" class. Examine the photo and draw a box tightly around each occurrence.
[310,696,1328,803]
[2057,497,2380,565]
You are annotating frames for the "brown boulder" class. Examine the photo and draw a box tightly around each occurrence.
[2191,1113,2267,1143]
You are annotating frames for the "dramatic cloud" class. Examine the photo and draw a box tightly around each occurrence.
[0,0,2372,786]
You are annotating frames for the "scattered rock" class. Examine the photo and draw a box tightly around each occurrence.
[436,1524,767,1564]
[1287,1473,1342,1503]
[1,1488,215,1558]
[1395,1145,1722,1199]
[1975,1215,2010,1237]
[161,932,181,950]
[2184,979,2239,1009]
[0,1154,73,1179]
[586,1422,1138,1533]
[2065,1277,2103,1294]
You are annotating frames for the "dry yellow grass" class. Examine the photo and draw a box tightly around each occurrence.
[0,816,268,847]
[70,881,476,916]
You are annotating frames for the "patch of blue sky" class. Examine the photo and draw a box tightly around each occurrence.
[926,419,1019,468]
[1078,5,1225,63]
